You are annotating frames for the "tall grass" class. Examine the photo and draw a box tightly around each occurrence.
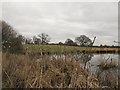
[97,58,118,70]
[2,53,100,88]
[96,68,118,89]
[96,57,118,88]
[23,44,120,54]
[0,52,2,89]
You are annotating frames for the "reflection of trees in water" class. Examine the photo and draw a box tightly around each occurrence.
[76,53,94,69]
[79,53,93,63]
[96,68,118,88]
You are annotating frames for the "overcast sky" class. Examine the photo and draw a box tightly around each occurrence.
[2,2,118,45]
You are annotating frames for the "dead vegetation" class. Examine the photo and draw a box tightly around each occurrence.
[97,57,118,70]
[96,56,118,88]
[2,53,100,88]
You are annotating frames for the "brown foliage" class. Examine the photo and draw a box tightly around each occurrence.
[2,53,100,88]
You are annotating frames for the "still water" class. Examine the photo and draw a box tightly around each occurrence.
[88,54,119,72]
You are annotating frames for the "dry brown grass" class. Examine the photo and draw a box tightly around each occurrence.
[0,52,2,89]
[97,59,118,70]
[2,53,100,88]
[96,58,118,88]
[96,68,118,89]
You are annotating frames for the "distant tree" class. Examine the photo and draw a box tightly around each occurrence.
[100,44,103,47]
[75,35,92,46]
[25,38,32,44]
[38,33,50,44]
[18,35,26,44]
[112,45,114,47]
[113,41,120,46]
[65,38,77,46]
[2,21,23,53]
[90,36,96,46]
[0,21,2,51]
[58,42,63,45]
[33,36,41,44]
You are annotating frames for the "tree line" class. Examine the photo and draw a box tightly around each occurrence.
[24,33,96,47]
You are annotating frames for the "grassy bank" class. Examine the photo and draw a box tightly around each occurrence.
[2,53,100,88]
[23,44,120,54]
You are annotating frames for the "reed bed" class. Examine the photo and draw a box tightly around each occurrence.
[97,58,118,70]
[96,57,118,88]
[2,53,100,88]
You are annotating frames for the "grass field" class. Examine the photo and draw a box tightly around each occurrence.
[23,44,120,54]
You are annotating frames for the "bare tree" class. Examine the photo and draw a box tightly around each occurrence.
[38,33,50,44]
[113,41,120,44]
[90,36,96,46]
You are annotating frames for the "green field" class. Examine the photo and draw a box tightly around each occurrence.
[23,44,120,54]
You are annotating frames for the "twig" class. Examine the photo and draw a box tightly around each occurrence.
[3,69,12,86]
[104,56,110,63]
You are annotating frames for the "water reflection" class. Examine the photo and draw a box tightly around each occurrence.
[76,53,94,69]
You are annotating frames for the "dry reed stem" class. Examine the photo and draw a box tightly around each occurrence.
[2,53,100,88]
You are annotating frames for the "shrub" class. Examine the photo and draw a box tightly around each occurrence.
[2,21,24,54]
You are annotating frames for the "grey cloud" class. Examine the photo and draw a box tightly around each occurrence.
[2,2,118,45]
[65,2,118,23]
